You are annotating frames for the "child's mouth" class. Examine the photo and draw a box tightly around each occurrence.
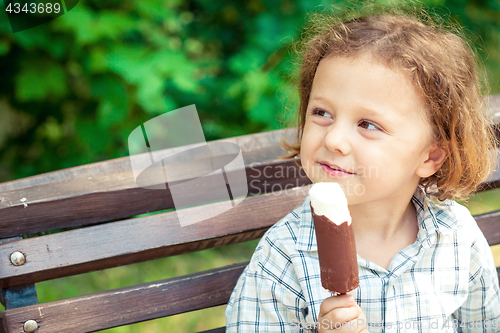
[319,162,355,177]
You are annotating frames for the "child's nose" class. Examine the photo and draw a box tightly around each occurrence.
[324,123,351,155]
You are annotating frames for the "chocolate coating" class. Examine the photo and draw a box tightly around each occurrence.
[311,204,359,294]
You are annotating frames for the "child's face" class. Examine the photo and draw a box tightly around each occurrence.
[300,53,445,206]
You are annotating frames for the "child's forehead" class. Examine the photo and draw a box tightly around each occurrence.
[321,50,407,73]
[322,52,426,94]
[316,52,417,90]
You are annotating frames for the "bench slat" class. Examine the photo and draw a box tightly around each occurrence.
[474,211,500,247]
[0,147,311,238]
[0,186,309,288]
[0,129,292,192]
[1,182,499,289]
[1,264,499,333]
[0,159,309,239]
[0,263,247,333]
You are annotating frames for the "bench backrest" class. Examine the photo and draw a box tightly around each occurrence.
[1,95,499,332]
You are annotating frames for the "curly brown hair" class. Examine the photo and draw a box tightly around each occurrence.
[281,4,496,200]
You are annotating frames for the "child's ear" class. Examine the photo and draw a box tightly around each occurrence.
[416,141,448,178]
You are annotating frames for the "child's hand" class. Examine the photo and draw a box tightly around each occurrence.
[317,294,369,332]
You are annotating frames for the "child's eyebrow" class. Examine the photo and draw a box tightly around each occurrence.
[356,106,398,128]
[309,96,330,104]
[357,106,388,118]
[310,96,392,119]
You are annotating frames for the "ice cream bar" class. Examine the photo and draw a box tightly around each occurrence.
[309,182,359,294]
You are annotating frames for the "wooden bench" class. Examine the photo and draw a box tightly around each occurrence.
[1,96,499,332]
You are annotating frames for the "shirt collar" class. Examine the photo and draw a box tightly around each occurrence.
[412,186,462,248]
[296,186,462,252]
[296,194,317,252]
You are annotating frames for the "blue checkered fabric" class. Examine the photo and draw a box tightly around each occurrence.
[225,186,500,332]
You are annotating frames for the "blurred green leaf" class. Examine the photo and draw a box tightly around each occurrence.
[105,45,150,83]
[36,116,63,142]
[15,61,67,101]
[91,75,129,127]
[54,7,137,45]
[248,95,278,126]
[0,39,11,55]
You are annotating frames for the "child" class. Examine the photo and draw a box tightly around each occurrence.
[225,6,500,333]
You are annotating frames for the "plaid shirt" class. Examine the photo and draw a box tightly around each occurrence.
[225,186,500,332]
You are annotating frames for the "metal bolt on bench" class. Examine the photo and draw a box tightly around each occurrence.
[10,252,25,266]
[23,319,38,333]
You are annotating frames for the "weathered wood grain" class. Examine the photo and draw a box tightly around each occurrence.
[474,210,500,247]
[0,263,247,333]
[0,264,499,333]
[0,130,311,238]
[0,186,309,288]
[2,182,499,289]
[0,129,293,192]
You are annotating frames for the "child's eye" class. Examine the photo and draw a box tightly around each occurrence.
[311,108,331,118]
[358,120,380,131]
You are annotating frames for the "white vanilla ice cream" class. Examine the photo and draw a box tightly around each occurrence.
[309,182,351,225]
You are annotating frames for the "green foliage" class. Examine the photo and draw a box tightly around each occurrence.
[1,0,499,182]
[426,0,500,93]
[0,0,308,181]
[16,60,68,101]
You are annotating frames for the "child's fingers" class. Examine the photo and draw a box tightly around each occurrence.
[318,295,368,332]
[324,306,359,326]
[319,294,355,317]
